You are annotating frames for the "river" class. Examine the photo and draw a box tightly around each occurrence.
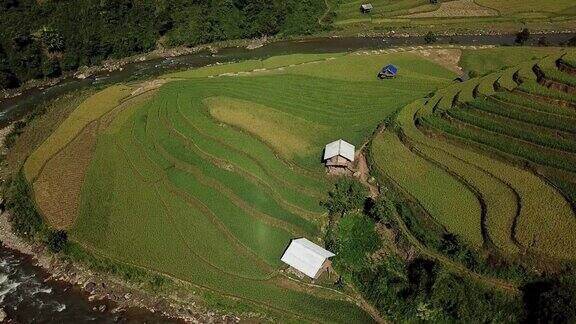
[0,32,574,323]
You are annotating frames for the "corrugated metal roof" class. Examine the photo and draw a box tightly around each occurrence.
[382,64,398,74]
[281,238,335,278]
[323,139,355,162]
[361,3,373,9]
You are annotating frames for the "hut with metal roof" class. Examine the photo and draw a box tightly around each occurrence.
[281,238,335,279]
[378,64,398,79]
[323,139,355,174]
[360,3,373,13]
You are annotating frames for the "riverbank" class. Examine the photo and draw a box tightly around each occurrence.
[2,29,574,102]
[0,37,271,101]
[0,124,238,323]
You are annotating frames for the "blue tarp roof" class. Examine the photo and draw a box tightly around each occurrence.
[381,64,398,74]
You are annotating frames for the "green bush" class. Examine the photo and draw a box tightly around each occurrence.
[5,171,44,239]
[424,31,437,44]
[522,274,576,323]
[515,28,530,45]
[63,242,167,290]
[45,229,68,253]
[321,178,367,216]
[4,120,26,149]
[333,213,380,272]
[365,197,393,224]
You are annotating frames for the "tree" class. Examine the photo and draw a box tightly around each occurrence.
[365,197,393,224]
[407,258,438,297]
[46,230,68,253]
[515,28,530,45]
[0,70,19,89]
[42,59,62,78]
[321,178,367,216]
[523,278,576,323]
[39,29,65,52]
[6,172,44,239]
[424,31,437,44]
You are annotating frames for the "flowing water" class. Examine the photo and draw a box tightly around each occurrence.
[0,247,180,323]
[0,33,574,322]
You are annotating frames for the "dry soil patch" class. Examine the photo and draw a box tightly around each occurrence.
[33,122,98,229]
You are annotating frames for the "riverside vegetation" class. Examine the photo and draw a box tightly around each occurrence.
[3,46,576,322]
[2,0,576,90]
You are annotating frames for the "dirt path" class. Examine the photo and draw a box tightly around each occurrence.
[356,152,380,198]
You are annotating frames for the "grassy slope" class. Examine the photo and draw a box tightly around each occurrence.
[48,52,455,321]
[459,47,558,76]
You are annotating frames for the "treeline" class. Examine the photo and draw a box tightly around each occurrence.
[0,0,326,89]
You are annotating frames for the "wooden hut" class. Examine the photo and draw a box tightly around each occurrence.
[281,238,335,280]
[323,139,355,174]
[360,3,373,13]
[378,64,398,79]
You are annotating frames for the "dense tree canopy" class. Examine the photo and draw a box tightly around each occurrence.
[0,0,326,89]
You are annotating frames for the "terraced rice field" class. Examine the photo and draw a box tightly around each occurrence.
[391,48,576,262]
[26,52,455,321]
[330,0,576,32]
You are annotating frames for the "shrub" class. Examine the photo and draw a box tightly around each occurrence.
[333,213,380,272]
[0,69,19,89]
[365,197,393,224]
[45,229,68,253]
[5,171,44,239]
[4,120,26,149]
[515,28,530,45]
[424,31,437,44]
[522,276,576,323]
[321,178,367,216]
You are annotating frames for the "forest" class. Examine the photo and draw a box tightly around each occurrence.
[0,0,326,89]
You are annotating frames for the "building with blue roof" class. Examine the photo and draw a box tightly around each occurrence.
[378,64,398,79]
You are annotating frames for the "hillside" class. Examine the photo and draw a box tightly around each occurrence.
[0,0,325,89]
[372,48,576,269]
[330,0,576,34]
[2,0,575,92]
[18,50,457,321]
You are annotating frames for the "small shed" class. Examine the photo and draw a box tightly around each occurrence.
[378,64,398,79]
[360,3,373,13]
[281,238,335,279]
[323,139,355,174]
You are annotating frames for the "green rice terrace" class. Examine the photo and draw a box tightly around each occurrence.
[328,0,576,33]
[19,46,576,321]
[374,47,576,264]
